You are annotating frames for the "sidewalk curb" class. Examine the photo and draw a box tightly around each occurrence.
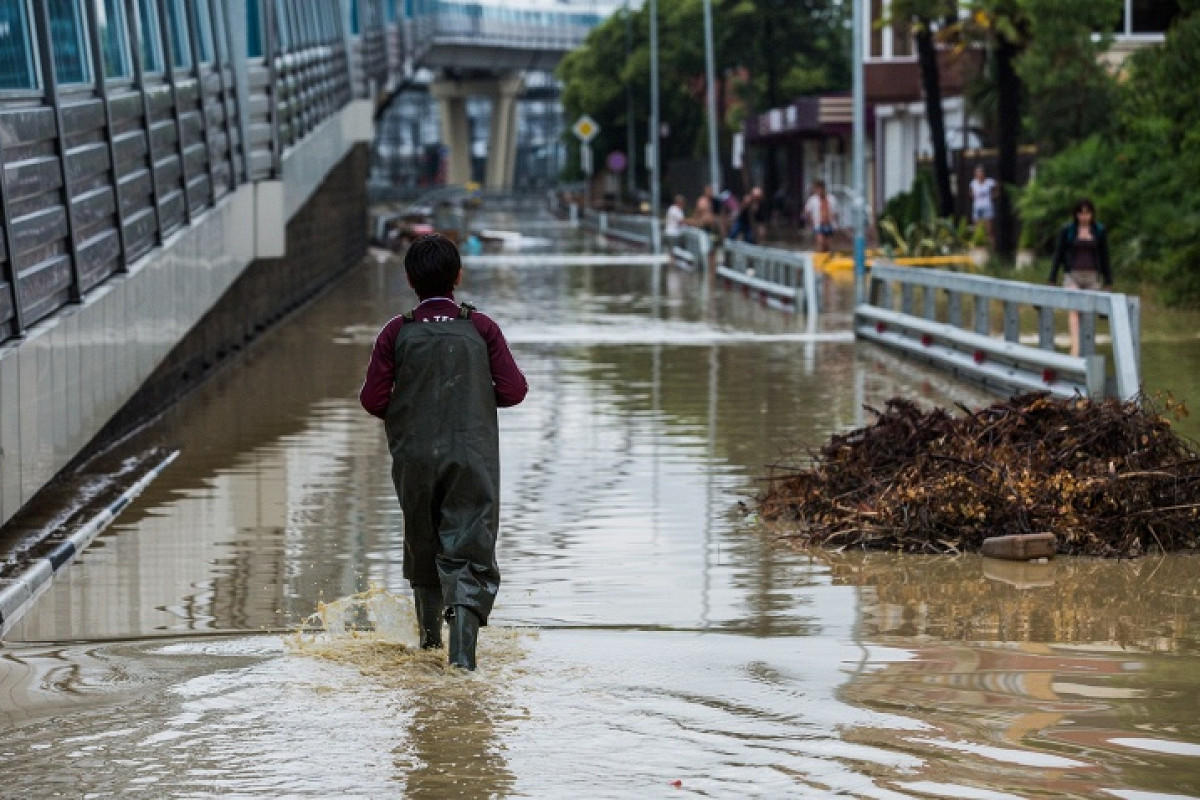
[0,450,179,638]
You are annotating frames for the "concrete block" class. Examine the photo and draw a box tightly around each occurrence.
[341,99,375,144]
[228,184,256,265]
[255,180,285,258]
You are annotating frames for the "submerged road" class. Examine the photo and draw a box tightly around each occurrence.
[1,219,1199,798]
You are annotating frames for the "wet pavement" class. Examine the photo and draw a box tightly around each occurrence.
[2,218,1200,798]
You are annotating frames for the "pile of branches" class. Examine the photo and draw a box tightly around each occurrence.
[758,393,1200,557]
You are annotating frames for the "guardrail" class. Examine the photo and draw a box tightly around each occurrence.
[720,241,819,320]
[856,262,1141,400]
[568,202,819,322]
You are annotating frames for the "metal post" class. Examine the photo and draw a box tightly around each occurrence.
[0,132,24,335]
[702,0,719,195]
[264,0,282,177]
[210,0,239,189]
[222,0,251,185]
[186,0,218,208]
[157,0,193,224]
[648,0,661,254]
[624,0,636,200]
[126,0,165,245]
[852,0,866,303]
[34,1,84,302]
[84,0,130,273]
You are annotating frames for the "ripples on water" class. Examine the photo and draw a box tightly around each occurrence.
[2,218,1199,797]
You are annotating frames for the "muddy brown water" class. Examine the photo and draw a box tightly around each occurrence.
[2,219,1199,798]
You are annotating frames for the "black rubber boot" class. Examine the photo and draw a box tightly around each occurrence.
[412,585,444,650]
[446,606,481,671]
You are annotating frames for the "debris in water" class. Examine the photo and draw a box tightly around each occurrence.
[757,393,1200,557]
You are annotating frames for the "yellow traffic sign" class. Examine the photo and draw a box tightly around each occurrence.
[572,115,600,143]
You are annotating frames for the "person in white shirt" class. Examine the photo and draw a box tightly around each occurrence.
[664,195,685,265]
[970,165,997,245]
[804,180,839,252]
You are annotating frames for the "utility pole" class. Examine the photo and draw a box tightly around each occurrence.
[703,0,719,195]
[649,0,661,253]
[625,0,637,200]
[852,0,867,302]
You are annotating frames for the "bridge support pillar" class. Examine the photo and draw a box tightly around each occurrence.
[431,72,524,191]
[485,73,523,191]
[431,85,471,186]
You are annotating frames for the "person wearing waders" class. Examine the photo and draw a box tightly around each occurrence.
[359,234,527,670]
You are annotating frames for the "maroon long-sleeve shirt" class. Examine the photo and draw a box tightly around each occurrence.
[359,296,527,418]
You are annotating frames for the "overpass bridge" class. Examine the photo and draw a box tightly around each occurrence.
[401,0,621,189]
[0,0,620,532]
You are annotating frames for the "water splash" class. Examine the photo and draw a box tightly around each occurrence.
[286,585,533,685]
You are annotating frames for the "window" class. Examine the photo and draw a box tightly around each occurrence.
[386,0,398,23]
[0,0,37,90]
[48,0,92,84]
[869,0,883,58]
[350,0,360,35]
[191,0,215,63]
[94,0,131,78]
[164,0,191,69]
[246,0,263,58]
[135,0,163,72]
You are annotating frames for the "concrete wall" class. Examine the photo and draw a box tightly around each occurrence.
[0,102,374,529]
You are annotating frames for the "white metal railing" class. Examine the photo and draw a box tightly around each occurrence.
[720,240,819,322]
[856,262,1141,400]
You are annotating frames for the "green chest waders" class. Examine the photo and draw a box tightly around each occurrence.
[384,307,501,628]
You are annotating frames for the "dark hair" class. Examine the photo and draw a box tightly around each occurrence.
[1073,198,1096,217]
[404,234,461,298]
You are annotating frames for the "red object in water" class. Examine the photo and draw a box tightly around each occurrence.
[875,321,886,333]
[670,780,683,788]
[1043,368,1057,384]
[920,334,933,347]
[973,350,986,364]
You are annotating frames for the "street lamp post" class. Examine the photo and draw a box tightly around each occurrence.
[703,0,719,196]
[625,0,637,200]
[852,0,867,302]
[649,0,661,253]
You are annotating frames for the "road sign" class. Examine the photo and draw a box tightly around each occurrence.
[572,115,600,143]
[606,151,627,173]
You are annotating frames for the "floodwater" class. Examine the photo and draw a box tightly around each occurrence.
[2,217,1200,798]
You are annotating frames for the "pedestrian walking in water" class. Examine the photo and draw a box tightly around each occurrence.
[664,194,685,266]
[1048,198,1112,357]
[804,180,839,252]
[689,194,720,275]
[728,187,763,244]
[360,234,528,670]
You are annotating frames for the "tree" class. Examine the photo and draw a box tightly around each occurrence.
[1015,0,1120,157]
[956,1,1033,262]
[557,0,848,197]
[890,0,960,218]
[1018,8,1200,304]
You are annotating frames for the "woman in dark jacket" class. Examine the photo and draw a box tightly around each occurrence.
[1048,199,1111,356]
